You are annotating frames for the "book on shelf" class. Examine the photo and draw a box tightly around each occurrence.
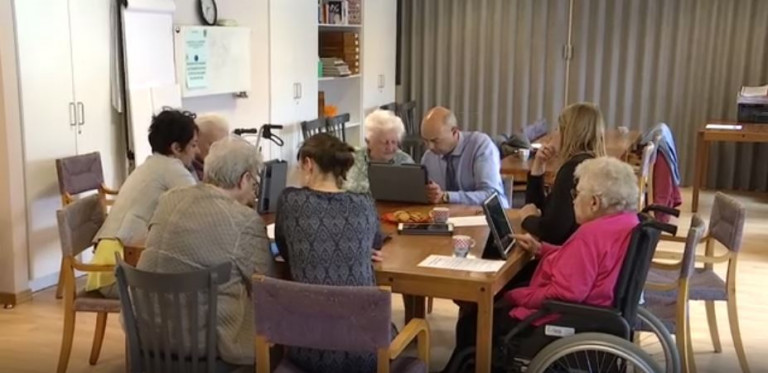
[319,0,353,25]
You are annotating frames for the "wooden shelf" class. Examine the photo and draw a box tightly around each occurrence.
[319,74,361,82]
[318,23,362,30]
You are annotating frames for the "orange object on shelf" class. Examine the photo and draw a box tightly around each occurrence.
[324,105,338,118]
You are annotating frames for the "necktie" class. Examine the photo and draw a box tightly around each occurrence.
[444,155,458,191]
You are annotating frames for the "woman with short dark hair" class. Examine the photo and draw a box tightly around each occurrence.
[275,133,382,373]
[86,109,199,298]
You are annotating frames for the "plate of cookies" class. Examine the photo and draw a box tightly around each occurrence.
[382,210,430,224]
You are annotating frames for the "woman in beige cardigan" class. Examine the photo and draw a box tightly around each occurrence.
[87,109,199,298]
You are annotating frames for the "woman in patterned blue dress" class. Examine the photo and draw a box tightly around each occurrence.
[275,133,382,373]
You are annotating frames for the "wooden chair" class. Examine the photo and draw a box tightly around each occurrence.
[325,112,350,142]
[115,257,232,373]
[55,194,120,373]
[379,102,397,112]
[652,192,750,373]
[54,151,118,299]
[396,101,418,136]
[640,214,707,373]
[300,118,327,141]
[253,275,430,373]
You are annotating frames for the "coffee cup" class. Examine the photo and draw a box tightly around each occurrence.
[452,235,475,258]
[430,207,450,223]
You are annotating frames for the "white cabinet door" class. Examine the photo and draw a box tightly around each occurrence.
[70,0,122,188]
[14,0,78,281]
[269,0,318,161]
[362,0,396,112]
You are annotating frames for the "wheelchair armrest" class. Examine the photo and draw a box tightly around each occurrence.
[641,204,680,218]
[541,300,621,319]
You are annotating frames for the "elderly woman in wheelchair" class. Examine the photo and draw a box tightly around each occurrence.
[443,157,674,373]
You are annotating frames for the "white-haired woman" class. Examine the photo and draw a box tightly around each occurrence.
[345,109,415,193]
[443,157,640,372]
[192,113,230,180]
[137,136,276,371]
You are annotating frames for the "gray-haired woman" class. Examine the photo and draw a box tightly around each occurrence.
[345,109,414,193]
[137,136,276,371]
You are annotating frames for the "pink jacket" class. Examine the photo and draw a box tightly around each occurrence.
[506,212,639,324]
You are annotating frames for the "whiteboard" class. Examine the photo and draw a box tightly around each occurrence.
[174,26,252,97]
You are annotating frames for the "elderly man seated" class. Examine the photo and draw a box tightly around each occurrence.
[443,157,640,372]
[420,106,508,206]
[137,136,276,372]
[192,114,230,180]
[345,109,414,193]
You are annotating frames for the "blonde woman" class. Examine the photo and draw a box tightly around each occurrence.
[520,102,607,245]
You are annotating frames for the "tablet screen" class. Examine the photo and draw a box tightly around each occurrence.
[483,194,515,256]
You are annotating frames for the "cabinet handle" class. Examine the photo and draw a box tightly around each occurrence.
[378,74,385,89]
[68,102,76,127]
[293,83,298,99]
[298,83,302,99]
[77,102,85,126]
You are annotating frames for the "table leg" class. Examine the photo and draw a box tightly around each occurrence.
[475,290,494,373]
[692,133,706,213]
[403,295,427,324]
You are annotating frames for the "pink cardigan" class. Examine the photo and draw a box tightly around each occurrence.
[506,212,639,324]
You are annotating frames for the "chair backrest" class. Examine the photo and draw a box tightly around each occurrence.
[56,152,105,204]
[300,118,327,141]
[397,101,417,136]
[325,113,350,142]
[401,136,426,163]
[252,276,392,352]
[637,142,656,209]
[709,192,746,253]
[380,102,397,112]
[115,258,232,373]
[612,215,667,324]
[680,214,707,279]
[56,194,106,257]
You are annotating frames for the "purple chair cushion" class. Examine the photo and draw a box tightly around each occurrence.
[637,293,678,334]
[646,268,727,301]
[273,356,425,373]
[74,290,121,313]
[56,152,105,195]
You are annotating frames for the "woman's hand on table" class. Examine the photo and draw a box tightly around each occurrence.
[371,249,385,263]
[520,203,541,221]
[513,233,541,256]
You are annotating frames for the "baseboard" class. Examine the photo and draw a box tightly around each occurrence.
[28,271,61,292]
[0,289,33,308]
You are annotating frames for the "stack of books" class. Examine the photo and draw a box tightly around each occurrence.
[319,31,360,75]
[321,58,351,77]
[319,0,361,25]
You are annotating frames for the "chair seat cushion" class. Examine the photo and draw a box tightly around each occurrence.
[636,293,678,334]
[646,268,727,301]
[273,356,425,373]
[74,290,121,313]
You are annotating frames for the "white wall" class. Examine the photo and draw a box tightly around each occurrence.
[173,0,272,155]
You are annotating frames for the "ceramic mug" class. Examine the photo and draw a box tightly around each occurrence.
[430,207,450,224]
[452,235,475,258]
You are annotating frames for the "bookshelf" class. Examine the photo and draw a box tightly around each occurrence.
[318,74,361,82]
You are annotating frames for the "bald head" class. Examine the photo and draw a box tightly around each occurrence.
[196,114,230,160]
[421,106,459,155]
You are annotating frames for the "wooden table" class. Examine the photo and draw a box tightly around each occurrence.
[125,203,529,373]
[692,122,768,212]
[500,129,640,182]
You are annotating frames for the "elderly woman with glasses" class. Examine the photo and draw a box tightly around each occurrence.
[137,136,276,371]
[345,109,414,193]
[443,156,641,372]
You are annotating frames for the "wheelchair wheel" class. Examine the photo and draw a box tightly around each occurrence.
[526,333,663,373]
[635,307,681,373]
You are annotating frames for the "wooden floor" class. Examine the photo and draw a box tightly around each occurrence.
[1,189,766,373]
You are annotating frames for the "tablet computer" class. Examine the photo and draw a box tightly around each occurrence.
[482,193,516,259]
[257,160,287,214]
[368,163,430,204]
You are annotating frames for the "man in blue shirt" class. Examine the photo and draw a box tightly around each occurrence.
[420,106,508,207]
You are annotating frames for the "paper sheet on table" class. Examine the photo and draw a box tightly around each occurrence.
[267,223,275,240]
[418,255,505,273]
[705,124,743,130]
[447,215,488,227]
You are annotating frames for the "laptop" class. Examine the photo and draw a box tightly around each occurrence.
[482,193,517,259]
[368,163,430,204]
[257,160,288,214]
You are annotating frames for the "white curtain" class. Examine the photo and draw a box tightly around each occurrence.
[401,0,768,189]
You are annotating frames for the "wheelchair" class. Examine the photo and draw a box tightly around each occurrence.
[445,206,682,373]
